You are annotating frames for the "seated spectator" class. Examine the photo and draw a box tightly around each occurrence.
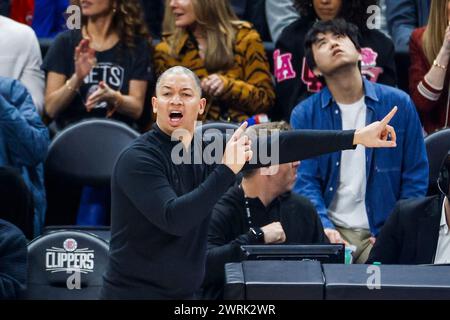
[154,0,275,123]
[0,15,45,114]
[291,19,428,263]
[31,0,69,38]
[386,0,430,53]
[0,77,49,238]
[203,121,327,299]
[0,167,34,240]
[274,0,397,121]
[409,0,450,135]
[367,153,450,264]
[43,0,153,131]
[265,0,298,43]
[0,218,27,299]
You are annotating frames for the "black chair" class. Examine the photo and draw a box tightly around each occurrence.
[22,230,109,299]
[43,225,111,243]
[195,121,239,134]
[45,119,139,226]
[394,50,411,94]
[194,121,239,143]
[424,128,450,195]
[45,119,140,187]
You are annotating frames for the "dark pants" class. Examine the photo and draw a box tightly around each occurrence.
[0,166,34,239]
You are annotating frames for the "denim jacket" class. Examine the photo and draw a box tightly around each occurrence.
[290,78,428,235]
[0,77,49,236]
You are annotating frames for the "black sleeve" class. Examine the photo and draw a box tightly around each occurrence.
[114,146,237,237]
[366,203,402,264]
[129,38,154,81]
[243,129,356,170]
[204,206,260,287]
[41,31,73,77]
[0,224,27,299]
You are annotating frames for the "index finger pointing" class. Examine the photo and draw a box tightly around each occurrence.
[231,121,248,141]
[381,106,398,125]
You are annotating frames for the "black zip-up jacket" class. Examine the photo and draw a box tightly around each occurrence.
[204,186,327,299]
[272,18,397,121]
[101,123,355,299]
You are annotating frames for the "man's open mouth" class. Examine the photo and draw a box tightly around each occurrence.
[169,111,183,120]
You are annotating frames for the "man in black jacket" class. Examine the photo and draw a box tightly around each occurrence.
[101,66,398,299]
[367,154,450,265]
[204,122,327,299]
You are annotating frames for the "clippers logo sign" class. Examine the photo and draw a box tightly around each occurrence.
[45,239,95,274]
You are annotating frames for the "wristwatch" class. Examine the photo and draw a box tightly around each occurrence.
[249,227,265,243]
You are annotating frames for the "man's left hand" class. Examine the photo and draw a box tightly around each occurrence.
[353,106,397,148]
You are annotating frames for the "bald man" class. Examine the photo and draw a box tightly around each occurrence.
[101,66,399,299]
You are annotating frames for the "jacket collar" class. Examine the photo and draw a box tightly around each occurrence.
[320,77,379,109]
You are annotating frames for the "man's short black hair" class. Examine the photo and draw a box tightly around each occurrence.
[304,18,361,72]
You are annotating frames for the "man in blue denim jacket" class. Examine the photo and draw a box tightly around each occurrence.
[290,19,428,263]
[0,77,49,238]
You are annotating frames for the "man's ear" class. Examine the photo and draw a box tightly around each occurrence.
[151,96,158,114]
[198,98,206,115]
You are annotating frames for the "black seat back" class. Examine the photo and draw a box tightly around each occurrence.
[23,230,109,299]
[424,128,450,195]
[45,119,140,187]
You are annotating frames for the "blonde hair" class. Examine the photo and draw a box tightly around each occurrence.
[162,0,242,72]
[422,0,449,65]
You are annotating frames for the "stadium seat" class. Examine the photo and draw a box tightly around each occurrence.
[424,128,450,195]
[22,230,109,299]
[44,119,140,226]
[43,226,111,243]
[45,119,140,187]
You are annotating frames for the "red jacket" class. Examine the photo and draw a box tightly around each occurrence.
[10,0,34,26]
[409,26,450,134]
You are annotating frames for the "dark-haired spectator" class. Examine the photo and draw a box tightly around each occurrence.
[291,19,428,263]
[32,0,69,38]
[409,0,450,135]
[0,77,49,238]
[204,121,327,300]
[154,0,274,123]
[0,218,27,299]
[0,15,45,114]
[43,0,153,131]
[274,0,397,121]
[386,0,430,53]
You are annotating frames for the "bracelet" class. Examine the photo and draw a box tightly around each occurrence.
[433,59,447,70]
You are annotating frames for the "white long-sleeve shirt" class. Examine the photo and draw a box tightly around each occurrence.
[0,16,45,114]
